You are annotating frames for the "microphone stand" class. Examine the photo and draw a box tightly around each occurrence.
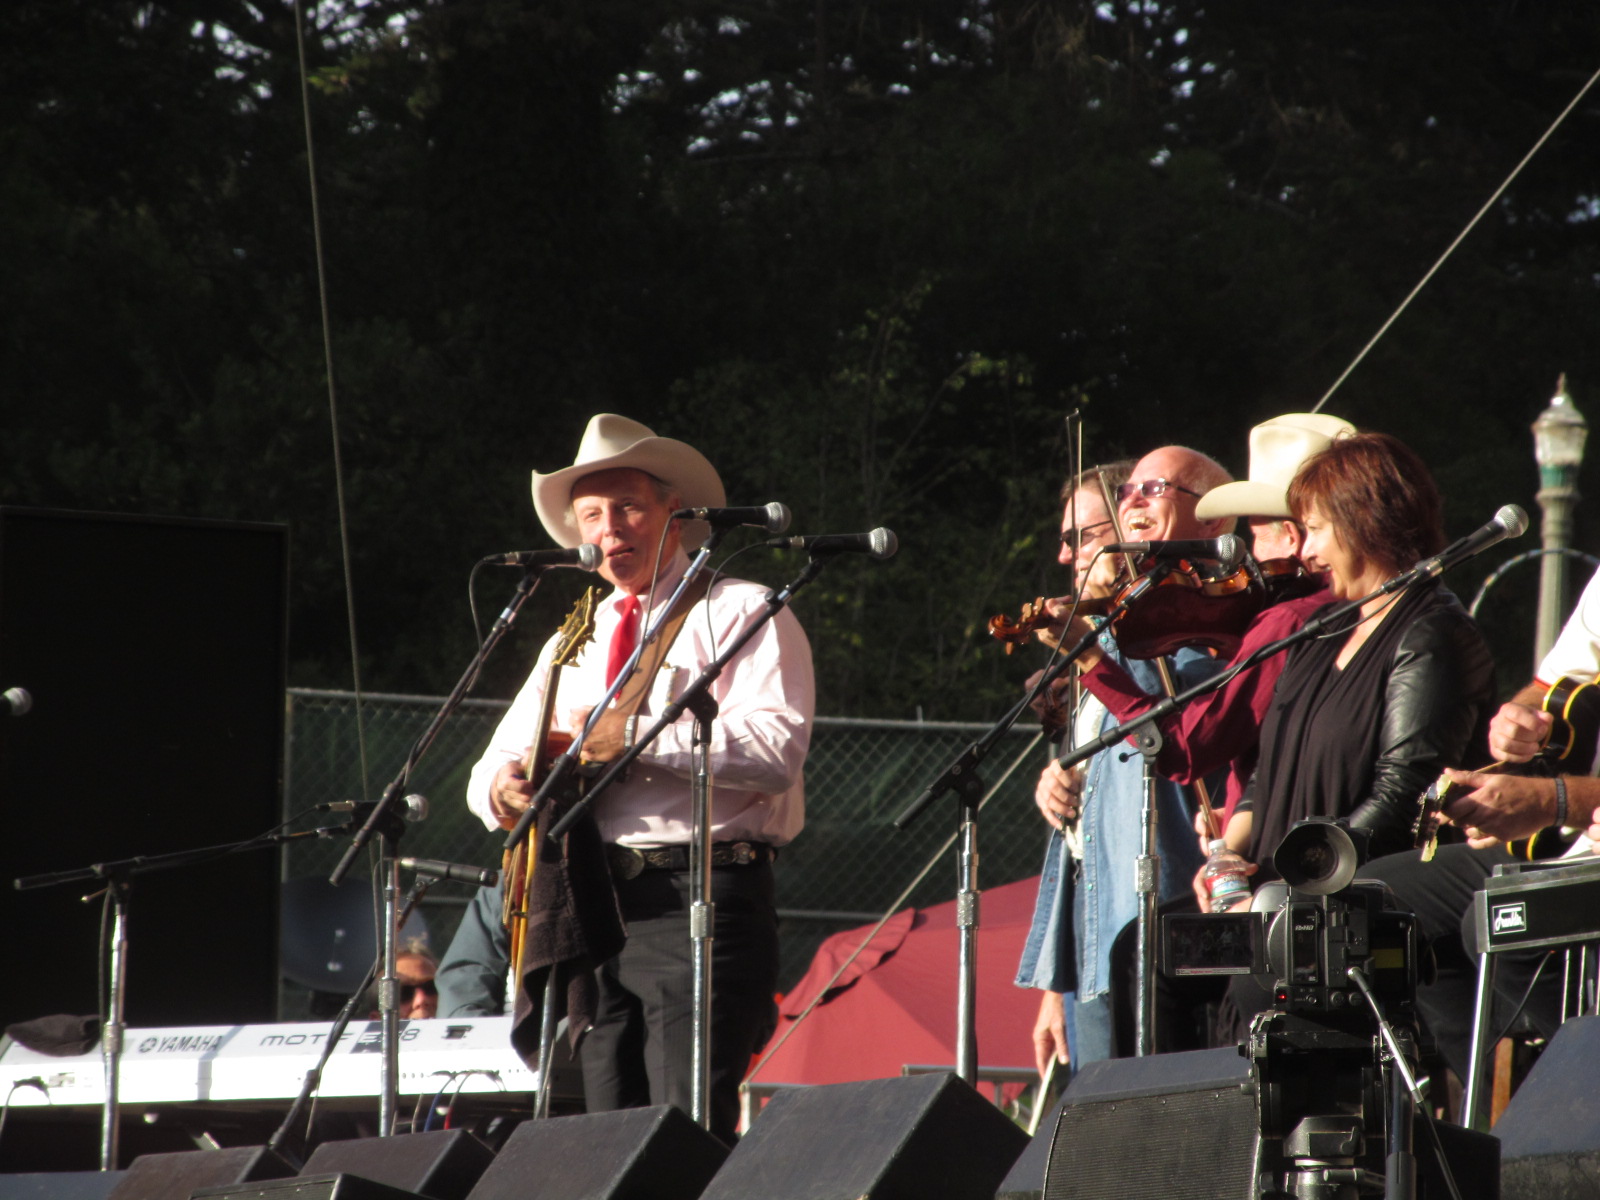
[540,551,835,1130]
[889,566,1175,1082]
[12,820,365,1170]
[267,870,436,1163]
[327,561,554,1135]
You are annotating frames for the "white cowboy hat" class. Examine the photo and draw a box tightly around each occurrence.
[531,414,726,549]
[1195,412,1356,520]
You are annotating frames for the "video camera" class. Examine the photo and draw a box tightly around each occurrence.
[1163,819,1420,1030]
[1161,819,1425,1200]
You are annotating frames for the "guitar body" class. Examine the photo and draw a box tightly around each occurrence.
[1414,673,1600,861]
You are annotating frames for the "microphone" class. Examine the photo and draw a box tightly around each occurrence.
[1409,505,1530,582]
[397,857,499,888]
[766,528,899,561]
[480,544,603,570]
[1102,535,1246,574]
[672,503,792,533]
[318,795,429,822]
[3,687,32,717]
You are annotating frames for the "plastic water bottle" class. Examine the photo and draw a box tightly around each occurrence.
[1203,839,1251,913]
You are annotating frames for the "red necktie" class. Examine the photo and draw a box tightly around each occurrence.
[605,593,641,687]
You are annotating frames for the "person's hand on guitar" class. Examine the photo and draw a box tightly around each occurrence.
[1488,696,1553,764]
[569,705,628,763]
[489,760,537,829]
[1440,769,1565,848]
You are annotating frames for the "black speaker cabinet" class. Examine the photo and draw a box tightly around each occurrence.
[1033,1046,1497,1200]
[1040,1047,1256,1200]
[1495,1014,1600,1200]
[466,1106,726,1200]
[0,508,287,1030]
[302,1131,493,1200]
[194,1177,424,1200]
[107,1146,295,1200]
[703,1072,1028,1200]
[0,1173,127,1200]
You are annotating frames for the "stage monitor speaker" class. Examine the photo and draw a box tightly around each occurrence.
[0,508,287,1030]
[703,1072,1028,1200]
[301,1131,493,1200]
[1494,1014,1600,1200]
[1038,1046,1255,1200]
[1031,1046,1497,1200]
[107,1146,295,1200]
[0,1173,126,1200]
[466,1106,726,1200]
[194,1176,424,1200]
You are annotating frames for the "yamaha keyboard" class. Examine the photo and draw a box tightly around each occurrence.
[0,1016,540,1110]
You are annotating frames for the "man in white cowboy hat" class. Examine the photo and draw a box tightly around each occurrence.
[1021,415,1353,1076]
[467,414,815,1142]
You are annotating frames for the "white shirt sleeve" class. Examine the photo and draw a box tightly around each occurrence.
[1537,566,1600,685]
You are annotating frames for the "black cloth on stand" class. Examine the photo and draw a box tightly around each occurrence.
[509,793,626,1064]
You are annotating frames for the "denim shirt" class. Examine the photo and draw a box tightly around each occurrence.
[1016,637,1219,998]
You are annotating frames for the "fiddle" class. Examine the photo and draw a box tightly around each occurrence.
[988,556,1314,660]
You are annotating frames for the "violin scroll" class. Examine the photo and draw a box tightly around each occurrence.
[988,598,1054,655]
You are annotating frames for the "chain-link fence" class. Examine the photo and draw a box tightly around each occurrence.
[282,689,1052,1011]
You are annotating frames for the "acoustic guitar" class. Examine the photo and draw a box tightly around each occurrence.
[500,586,601,975]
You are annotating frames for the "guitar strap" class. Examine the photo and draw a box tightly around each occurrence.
[607,573,713,724]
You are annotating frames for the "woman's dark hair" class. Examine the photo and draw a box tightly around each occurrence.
[1287,432,1445,572]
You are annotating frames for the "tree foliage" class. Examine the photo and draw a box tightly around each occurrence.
[3,0,1598,714]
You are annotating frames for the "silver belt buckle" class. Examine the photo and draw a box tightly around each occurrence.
[730,842,756,866]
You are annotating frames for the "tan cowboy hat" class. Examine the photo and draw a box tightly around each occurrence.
[1195,412,1356,520]
[531,414,726,549]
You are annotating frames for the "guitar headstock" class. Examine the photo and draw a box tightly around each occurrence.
[1413,774,1450,862]
[552,586,602,668]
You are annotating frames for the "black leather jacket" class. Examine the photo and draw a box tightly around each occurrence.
[1246,583,1496,869]
[1343,600,1496,858]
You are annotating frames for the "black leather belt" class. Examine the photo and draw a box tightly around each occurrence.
[606,841,774,881]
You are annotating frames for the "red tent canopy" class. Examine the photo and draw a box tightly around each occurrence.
[750,876,1044,1086]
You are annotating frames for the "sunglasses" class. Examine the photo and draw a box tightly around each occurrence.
[400,980,438,1003]
[1059,520,1116,546]
[1115,478,1201,504]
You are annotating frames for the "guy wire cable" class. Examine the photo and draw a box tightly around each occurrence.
[292,0,371,802]
[1313,59,1600,414]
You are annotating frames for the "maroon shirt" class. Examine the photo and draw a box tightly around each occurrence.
[1079,589,1330,819]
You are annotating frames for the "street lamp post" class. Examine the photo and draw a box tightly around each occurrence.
[1532,374,1588,666]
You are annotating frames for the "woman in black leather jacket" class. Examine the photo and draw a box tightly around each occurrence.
[1216,433,1494,1043]
[1240,431,1496,874]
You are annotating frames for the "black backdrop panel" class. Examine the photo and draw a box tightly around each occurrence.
[0,508,287,1029]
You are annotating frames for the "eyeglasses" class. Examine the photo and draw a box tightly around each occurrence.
[1059,520,1115,546]
[400,980,438,1004]
[1115,478,1202,504]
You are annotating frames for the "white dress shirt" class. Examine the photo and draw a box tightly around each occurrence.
[467,551,815,847]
